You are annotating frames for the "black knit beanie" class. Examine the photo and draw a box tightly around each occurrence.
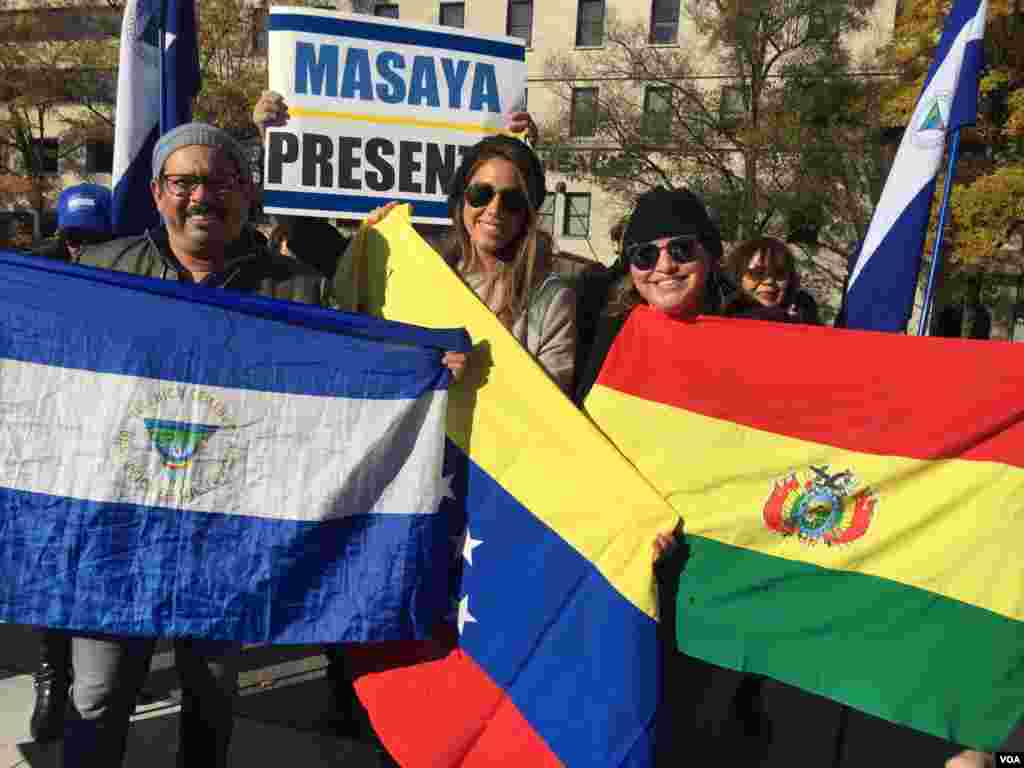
[622,187,723,263]
[447,135,546,218]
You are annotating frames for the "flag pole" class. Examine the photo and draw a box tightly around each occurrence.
[158,0,168,136]
[916,129,962,336]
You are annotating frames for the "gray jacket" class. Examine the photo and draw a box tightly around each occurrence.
[76,228,327,305]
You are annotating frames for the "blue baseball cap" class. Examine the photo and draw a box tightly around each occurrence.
[57,183,112,235]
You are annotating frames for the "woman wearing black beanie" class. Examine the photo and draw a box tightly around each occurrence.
[573,186,727,405]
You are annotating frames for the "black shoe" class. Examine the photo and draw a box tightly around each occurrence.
[30,659,69,743]
[30,631,70,743]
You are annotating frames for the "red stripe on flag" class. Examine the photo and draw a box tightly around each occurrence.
[595,307,1024,467]
[347,634,562,767]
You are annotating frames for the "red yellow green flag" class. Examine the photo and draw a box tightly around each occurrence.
[585,306,1024,750]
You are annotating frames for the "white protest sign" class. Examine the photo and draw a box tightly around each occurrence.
[264,7,527,224]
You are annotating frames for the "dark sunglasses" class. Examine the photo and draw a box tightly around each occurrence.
[626,236,698,271]
[745,266,789,283]
[464,182,530,214]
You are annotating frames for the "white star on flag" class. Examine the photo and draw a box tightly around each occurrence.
[445,596,460,625]
[456,595,477,635]
[452,527,483,565]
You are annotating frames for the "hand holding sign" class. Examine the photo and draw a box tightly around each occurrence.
[507,111,538,145]
[262,7,527,224]
[254,90,290,139]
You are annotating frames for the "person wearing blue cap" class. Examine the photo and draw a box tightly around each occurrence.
[32,183,113,263]
[26,182,115,746]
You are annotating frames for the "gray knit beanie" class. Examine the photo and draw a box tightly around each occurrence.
[152,122,252,183]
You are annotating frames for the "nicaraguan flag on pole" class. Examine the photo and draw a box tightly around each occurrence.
[0,252,467,643]
[112,0,200,237]
[844,0,986,332]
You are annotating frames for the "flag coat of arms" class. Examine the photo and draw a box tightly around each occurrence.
[0,252,469,644]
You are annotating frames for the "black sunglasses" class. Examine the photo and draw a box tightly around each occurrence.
[625,236,698,271]
[464,182,530,214]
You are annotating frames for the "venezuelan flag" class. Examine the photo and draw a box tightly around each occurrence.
[338,208,676,767]
[585,305,1024,750]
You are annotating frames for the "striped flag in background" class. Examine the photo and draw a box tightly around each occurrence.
[845,0,987,332]
[111,0,200,236]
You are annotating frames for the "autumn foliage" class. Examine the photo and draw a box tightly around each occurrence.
[882,0,1024,269]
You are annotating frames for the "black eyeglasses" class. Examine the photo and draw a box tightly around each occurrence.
[161,174,240,198]
[464,182,530,214]
[625,236,698,271]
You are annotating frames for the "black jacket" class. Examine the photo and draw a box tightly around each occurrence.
[32,237,72,262]
[76,228,327,305]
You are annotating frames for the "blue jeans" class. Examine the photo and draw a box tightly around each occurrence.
[64,634,238,768]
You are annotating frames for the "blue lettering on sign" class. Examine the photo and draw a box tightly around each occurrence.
[295,42,338,96]
[375,51,406,104]
[340,47,373,100]
[440,58,470,109]
[408,56,441,108]
[292,40,504,113]
[469,63,500,113]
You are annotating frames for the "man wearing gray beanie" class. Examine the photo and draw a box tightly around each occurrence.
[62,122,328,768]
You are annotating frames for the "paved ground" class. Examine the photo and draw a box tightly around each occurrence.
[0,623,389,767]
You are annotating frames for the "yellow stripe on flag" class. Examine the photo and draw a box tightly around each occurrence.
[586,383,1024,622]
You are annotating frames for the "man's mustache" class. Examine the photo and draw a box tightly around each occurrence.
[186,203,224,218]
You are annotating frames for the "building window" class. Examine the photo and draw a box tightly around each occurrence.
[506,0,533,47]
[538,194,555,234]
[570,87,598,138]
[563,193,591,238]
[85,139,113,174]
[374,3,399,18]
[650,0,681,44]
[576,0,605,47]
[642,86,672,138]
[29,138,58,175]
[439,2,464,27]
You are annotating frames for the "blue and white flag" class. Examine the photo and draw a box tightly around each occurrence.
[112,0,200,237]
[844,0,987,332]
[0,252,469,643]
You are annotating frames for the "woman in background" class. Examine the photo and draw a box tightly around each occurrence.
[722,236,819,324]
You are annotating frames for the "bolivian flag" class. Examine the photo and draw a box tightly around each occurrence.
[585,305,1024,749]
